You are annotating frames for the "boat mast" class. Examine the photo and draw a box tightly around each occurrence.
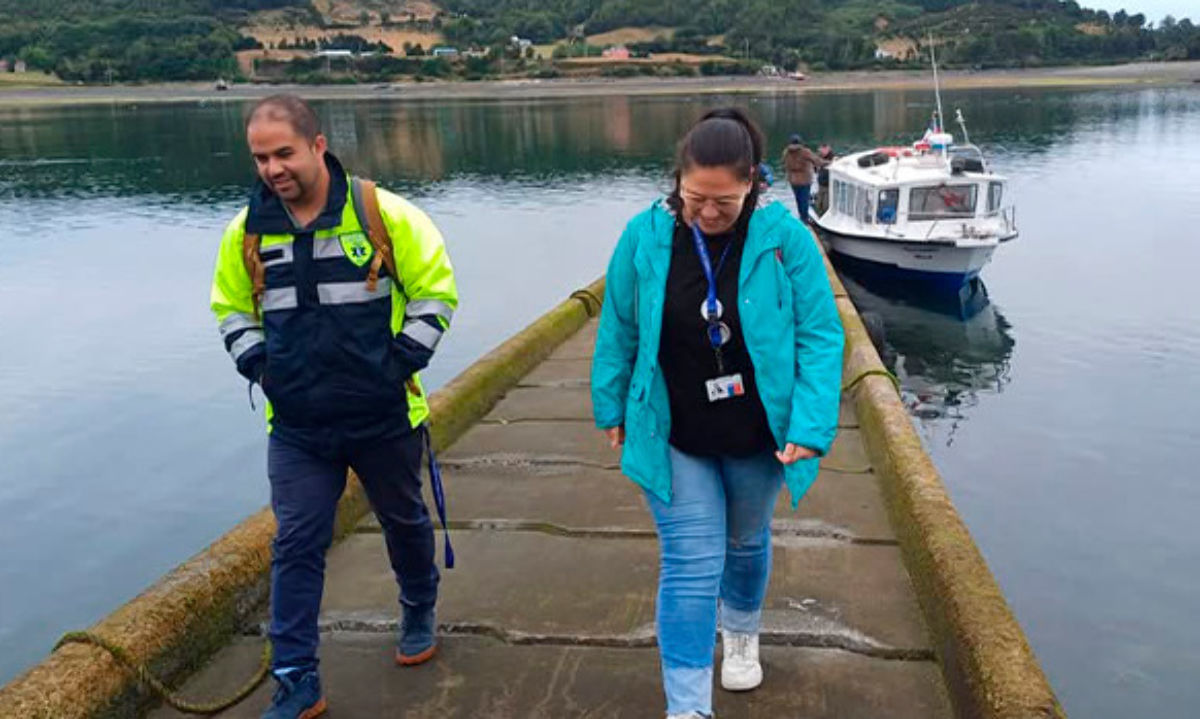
[929,34,945,139]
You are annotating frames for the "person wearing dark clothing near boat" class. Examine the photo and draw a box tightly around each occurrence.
[781,134,827,221]
[816,143,836,214]
[210,94,458,719]
[592,108,844,718]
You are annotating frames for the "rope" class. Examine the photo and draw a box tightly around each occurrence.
[54,631,271,715]
[842,368,901,395]
[569,288,603,317]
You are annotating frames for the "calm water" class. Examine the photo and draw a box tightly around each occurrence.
[2,87,1198,717]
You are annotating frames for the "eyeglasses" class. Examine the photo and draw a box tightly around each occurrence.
[680,187,747,213]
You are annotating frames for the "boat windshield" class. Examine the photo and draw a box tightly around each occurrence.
[949,145,984,163]
[909,184,978,220]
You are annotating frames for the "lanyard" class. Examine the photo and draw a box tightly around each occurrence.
[690,224,734,370]
[421,424,454,569]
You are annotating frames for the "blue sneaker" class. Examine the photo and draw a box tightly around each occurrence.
[261,668,326,719]
[395,604,437,666]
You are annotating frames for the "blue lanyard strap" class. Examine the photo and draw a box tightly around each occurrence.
[690,224,734,350]
[421,424,454,569]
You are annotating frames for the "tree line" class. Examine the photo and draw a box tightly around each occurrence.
[0,0,1196,82]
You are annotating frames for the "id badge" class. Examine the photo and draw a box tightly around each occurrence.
[705,373,745,403]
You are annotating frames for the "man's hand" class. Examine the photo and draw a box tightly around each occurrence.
[775,443,818,465]
[602,426,625,450]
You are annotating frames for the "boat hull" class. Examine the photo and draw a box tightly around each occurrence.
[813,226,996,290]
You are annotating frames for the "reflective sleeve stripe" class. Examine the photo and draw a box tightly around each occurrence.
[317,279,392,305]
[218,313,260,338]
[402,319,444,351]
[404,299,455,323]
[228,330,265,362]
[261,287,298,312]
[312,237,344,259]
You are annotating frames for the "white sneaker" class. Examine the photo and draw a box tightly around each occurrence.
[720,630,762,691]
[666,714,710,719]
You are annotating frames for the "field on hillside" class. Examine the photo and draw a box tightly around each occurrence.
[245,0,443,54]
[311,0,439,23]
[586,26,676,46]
[246,25,444,52]
[0,71,63,87]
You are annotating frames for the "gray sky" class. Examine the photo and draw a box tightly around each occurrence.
[1087,0,1196,23]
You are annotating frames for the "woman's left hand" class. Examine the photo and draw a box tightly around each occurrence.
[775,443,818,465]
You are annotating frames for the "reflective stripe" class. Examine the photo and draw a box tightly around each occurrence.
[262,242,294,267]
[261,287,298,312]
[228,330,265,362]
[312,237,345,259]
[405,299,455,323]
[402,319,444,351]
[219,313,260,338]
[317,278,392,305]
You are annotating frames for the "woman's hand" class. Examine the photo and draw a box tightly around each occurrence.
[603,426,625,450]
[775,443,818,465]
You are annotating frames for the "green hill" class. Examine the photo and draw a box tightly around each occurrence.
[1,0,1196,82]
[436,0,1199,69]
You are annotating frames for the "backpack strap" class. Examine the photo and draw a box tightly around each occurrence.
[351,177,397,292]
[242,232,265,318]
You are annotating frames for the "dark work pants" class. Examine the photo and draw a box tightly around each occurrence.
[266,430,438,672]
[791,183,812,221]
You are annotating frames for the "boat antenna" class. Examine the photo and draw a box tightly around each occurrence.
[929,33,945,137]
[955,108,971,146]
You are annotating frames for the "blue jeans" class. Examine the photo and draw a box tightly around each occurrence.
[791,183,812,220]
[267,431,439,672]
[644,447,784,716]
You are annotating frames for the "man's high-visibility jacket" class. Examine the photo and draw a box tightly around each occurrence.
[211,153,457,448]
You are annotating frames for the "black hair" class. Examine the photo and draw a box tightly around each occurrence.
[667,107,765,229]
[245,94,322,144]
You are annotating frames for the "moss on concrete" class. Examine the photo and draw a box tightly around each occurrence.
[0,278,605,719]
[833,265,1066,719]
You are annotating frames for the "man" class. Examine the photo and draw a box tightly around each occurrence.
[815,143,835,214]
[780,134,826,222]
[211,94,457,719]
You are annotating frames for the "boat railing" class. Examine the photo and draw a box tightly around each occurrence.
[863,204,1017,239]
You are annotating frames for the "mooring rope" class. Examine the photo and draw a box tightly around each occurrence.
[54,631,271,715]
[568,288,603,317]
[842,368,901,394]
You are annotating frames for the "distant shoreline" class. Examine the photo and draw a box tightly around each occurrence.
[1,61,1197,107]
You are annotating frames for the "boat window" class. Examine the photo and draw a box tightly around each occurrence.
[857,185,873,224]
[909,184,978,219]
[988,182,1003,213]
[835,180,849,216]
[877,188,899,224]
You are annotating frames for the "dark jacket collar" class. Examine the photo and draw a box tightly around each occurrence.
[244,152,349,235]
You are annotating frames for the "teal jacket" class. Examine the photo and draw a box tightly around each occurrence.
[592,200,844,507]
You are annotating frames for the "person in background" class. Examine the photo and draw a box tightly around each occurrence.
[756,160,774,194]
[780,134,826,221]
[816,143,835,215]
[592,108,844,719]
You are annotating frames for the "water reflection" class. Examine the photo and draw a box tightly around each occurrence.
[2,87,1183,205]
[839,270,1015,445]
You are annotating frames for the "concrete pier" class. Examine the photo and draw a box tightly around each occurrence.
[4,266,1063,719]
[149,320,953,718]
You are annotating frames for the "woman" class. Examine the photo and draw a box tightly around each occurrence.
[591,108,844,718]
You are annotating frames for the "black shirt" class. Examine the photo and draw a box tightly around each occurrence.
[658,219,776,457]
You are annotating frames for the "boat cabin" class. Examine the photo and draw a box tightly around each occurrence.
[825,146,1007,229]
